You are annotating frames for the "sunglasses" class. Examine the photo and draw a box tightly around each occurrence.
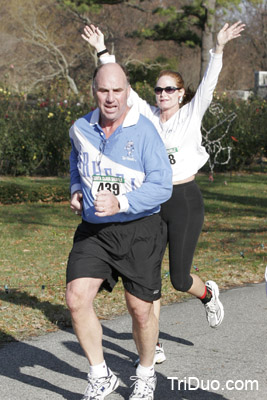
[154,86,180,95]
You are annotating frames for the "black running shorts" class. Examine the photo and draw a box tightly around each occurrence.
[66,213,166,302]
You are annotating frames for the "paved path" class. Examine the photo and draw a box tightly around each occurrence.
[0,283,266,400]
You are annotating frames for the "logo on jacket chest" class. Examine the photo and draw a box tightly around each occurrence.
[122,141,136,161]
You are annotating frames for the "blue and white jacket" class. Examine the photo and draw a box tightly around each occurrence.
[69,105,172,224]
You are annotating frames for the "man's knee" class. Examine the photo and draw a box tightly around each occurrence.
[66,285,83,313]
[126,292,154,328]
[66,278,102,313]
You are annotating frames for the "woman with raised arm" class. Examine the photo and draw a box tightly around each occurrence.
[82,21,245,365]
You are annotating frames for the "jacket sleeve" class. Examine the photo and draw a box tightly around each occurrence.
[123,124,173,214]
[69,132,82,195]
[99,54,116,64]
[127,89,158,121]
[190,50,223,119]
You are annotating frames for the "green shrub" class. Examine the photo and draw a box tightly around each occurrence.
[201,96,267,172]
[0,88,94,176]
[0,179,70,204]
[132,81,156,106]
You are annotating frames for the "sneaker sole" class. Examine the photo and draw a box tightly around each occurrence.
[206,280,224,328]
[154,355,167,364]
[209,296,224,328]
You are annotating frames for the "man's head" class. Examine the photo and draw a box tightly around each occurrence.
[92,63,130,126]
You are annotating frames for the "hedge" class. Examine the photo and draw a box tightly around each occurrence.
[0,86,266,176]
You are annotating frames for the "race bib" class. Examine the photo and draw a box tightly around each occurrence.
[91,175,126,198]
[167,147,178,165]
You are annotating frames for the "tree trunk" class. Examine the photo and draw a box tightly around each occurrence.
[66,75,79,95]
[200,0,216,81]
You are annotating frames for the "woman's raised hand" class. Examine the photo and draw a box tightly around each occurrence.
[216,21,245,51]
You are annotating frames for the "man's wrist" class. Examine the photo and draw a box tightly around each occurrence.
[97,49,109,57]
[72,190,82,197]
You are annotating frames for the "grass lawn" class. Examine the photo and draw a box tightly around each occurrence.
[0,172,266,344]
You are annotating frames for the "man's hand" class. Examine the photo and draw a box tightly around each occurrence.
[94,190,120,217]
[70,191,83,216]
[82,24,106,53]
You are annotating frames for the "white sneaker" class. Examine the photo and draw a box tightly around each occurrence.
[129,374,157,399]
[154,343,166,364]
[133,343,166,367]
[204,280,224,328]
[82,368,119,399]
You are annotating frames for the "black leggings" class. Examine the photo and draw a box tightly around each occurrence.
[160,180,204,292]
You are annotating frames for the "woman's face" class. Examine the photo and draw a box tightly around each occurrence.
[155,75,183,113]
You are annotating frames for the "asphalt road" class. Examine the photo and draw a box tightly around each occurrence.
[0,282,266,400]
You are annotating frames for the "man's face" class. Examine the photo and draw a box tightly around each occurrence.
[93,64,130,125]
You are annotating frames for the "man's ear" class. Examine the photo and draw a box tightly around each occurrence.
[92,86,97,100]
[127,85,131,98]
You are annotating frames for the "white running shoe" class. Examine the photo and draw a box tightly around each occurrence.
[129,374,157,399]
[154,343,167,364]
[134,343,166,367]
[204,280,224,328]
[82,368,119,399]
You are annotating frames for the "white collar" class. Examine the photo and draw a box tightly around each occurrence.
[89,105,139,128]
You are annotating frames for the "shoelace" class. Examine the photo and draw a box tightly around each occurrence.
[130,375,154,396]
[84,375,107,396]
[205,295,218,311]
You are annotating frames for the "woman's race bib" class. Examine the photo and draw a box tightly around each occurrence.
[167,147,178,165]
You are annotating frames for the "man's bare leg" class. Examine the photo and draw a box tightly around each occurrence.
[125,290,158,367]
[66,277,104,365]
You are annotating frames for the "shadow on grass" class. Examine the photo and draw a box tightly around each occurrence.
[202,190,267,217]
[0,202,77,230]
[0,290,194,349]
[201,225,267,235]
[197,172,267,186]
[0,290,72,335]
